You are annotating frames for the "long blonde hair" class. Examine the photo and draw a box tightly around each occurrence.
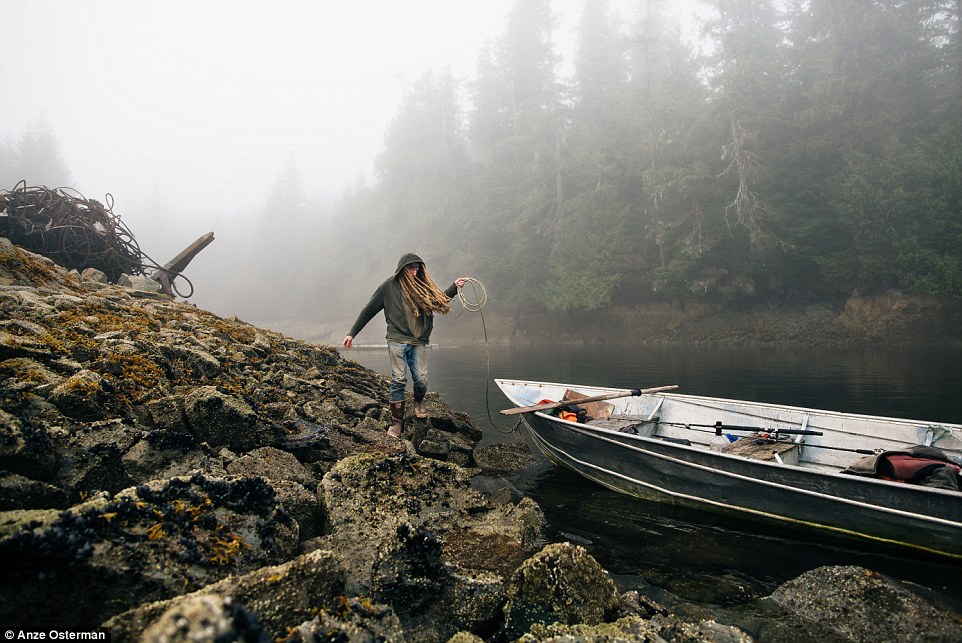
[399,265,451,317]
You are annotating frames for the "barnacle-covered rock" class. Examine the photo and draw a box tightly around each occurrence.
[372,522,448,615]
[447,633,484,643]
[120,436,224,483]
[503,542,620,640]
[183,385,273,451]
[417,391,483,442]
[0,471,68,509]
[0,406,61,481]
[520,613,752,642]
[59,418,139,494]
[314,452,536,593]
[0,474,296,629]
[105,549,346,642]
[412,426,475,467]
[311,453,546,641]
[226,445,316,487]
[145,395,189,433]
[49,369,111,419]
[286,596,405,642]
[766,565,962,642]
[473,441,540,473]
[140,595,268,643]
[267,479,323,541]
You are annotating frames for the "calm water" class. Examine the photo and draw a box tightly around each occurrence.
[341,342,962,606]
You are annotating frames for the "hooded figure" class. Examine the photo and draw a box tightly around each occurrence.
[343,253,467,438]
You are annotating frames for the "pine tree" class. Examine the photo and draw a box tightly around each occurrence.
[2,117,72,188]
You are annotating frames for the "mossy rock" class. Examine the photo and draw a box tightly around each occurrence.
[503,542,619,640]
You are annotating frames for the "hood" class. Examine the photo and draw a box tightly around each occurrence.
[394,252,424,278]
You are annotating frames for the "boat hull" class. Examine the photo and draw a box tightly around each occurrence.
[497,379,962,560]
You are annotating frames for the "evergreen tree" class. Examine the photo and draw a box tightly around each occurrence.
[374,67,469,256]
[535,0,631,312]
[1,117,72,188]
[704,0,786,254]
[468,0,564,324]
[785,0,961,297]
[624,0,717,299]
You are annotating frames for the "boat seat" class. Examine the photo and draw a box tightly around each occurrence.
[726,438,800,465]
[563,389,615,419]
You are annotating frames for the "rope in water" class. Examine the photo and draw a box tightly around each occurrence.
[456,278,522,435]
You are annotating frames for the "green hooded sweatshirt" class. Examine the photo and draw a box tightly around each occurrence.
[347,253,458,345]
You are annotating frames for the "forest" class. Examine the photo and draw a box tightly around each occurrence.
[2,0,960,336]
[311,0,961,332]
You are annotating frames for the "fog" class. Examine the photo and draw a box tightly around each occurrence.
[2,2,703,213]
[3,2,523,212]
[1,0,709,338]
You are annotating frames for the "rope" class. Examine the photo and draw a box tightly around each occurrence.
[457,277,487,311]
[456,278,521,436]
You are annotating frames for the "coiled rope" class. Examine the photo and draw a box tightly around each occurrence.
[456,277,487,311]
[456,278,522,435]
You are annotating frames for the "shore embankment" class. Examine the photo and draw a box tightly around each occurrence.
[275,292,962,349]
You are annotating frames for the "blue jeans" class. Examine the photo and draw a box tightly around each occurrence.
[388,342,427,402]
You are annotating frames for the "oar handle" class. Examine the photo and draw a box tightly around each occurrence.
[500,385,678,415]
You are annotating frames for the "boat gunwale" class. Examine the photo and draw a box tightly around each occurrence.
[494,377,962,434]
[522,421,962,559]
[528,408,962,516]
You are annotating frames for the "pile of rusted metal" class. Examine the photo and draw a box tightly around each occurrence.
[0,181,147,283]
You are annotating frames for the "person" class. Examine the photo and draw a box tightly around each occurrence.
[343,253,467,438]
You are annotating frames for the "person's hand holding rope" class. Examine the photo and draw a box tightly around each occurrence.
[456,277,487,312]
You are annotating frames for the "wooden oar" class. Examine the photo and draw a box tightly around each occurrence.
[500,385,678,415]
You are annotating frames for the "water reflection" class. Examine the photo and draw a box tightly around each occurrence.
[343,343,962,437]
[521,465,962,606]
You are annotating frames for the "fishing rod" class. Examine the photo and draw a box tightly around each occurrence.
[658,420,824,437]
[656,420,885,455]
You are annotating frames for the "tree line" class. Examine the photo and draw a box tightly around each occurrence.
[318,0,961,328]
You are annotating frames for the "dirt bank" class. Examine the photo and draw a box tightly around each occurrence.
[431,294,962,346]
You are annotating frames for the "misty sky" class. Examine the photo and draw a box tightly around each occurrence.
[2,0,707,245]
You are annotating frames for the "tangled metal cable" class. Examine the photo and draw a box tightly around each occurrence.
[0,180,161,283]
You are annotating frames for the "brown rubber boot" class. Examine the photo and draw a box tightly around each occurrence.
[388,401,405,438]
[414,394,428,419]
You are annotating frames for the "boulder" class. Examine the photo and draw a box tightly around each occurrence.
[0,471,69,510]
[140,595,268,643]
[766,565,962,642]
[474,441,539,472]
[0,474,297,629]
[49,369,111,419]
[183,386,274,451]
[518,613,753,642]
[105,548,346,642]
[226,445,314,483]
[284,596,404,642]
[503,542,620,640]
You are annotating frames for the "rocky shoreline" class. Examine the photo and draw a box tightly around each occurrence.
[2,237,961,642]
